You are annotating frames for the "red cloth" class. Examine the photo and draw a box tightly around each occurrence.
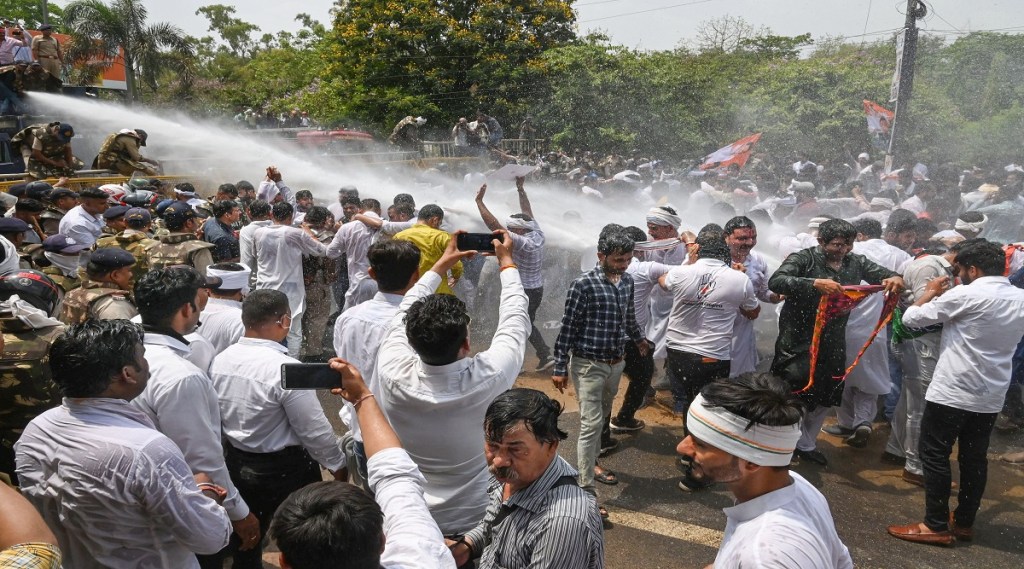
[801,285,899,395]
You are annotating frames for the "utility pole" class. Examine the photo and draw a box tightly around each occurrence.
[40,0,50,26]
[887,0,928,164]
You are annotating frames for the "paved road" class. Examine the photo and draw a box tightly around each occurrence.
[280,369,1024,569]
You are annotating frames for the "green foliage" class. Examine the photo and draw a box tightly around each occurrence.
[3,0,64,29]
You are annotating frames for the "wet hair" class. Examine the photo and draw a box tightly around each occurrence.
[134,267,206,328]
[15,198,44,213]
[49,319,144,398]
[852,218,883,239]
[598,230,634,256]
[510,212,534,223]
[696,232,731,263]
[248,199,271,219]
[404,294,469,365]
[217,183,238,197]
[954,239,1005,276]
[417,204,444,221]
[79,187,108,200]
[213,200,238,219]
[368,240,420,292]
[957,211,985,224]
[393,193,415,206]
[270,481,383,569]
[392,203,415,219]
[341,196,361,208]
[242,289,291,329]
[272,202,294,222]
[885,209,917,234]
[723,216,756,235]
[700,373,804,430]
[304,205,330,227]
[295,189,313,200]
[746,209,772,228]
[623,226,647,243]
[949,237,985,255]
[818,219,857,243]
[598,223,624,239]
[360,198,381,214]
[484,388,568,445]
[236,180,255,192]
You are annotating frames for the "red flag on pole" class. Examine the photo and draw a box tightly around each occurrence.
[699,133,762,171]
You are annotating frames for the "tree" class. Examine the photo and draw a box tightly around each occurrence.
[322,0,576,133]
[3,0,64,29]
[195,4,261,59]
[61,0,195,102]
[692,15,764,53]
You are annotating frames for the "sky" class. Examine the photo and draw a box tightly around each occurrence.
[52,0,1019,52]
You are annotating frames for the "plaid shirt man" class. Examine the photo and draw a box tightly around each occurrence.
[552,266,642,376]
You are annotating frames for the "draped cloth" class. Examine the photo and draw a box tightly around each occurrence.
[802,285,899,395]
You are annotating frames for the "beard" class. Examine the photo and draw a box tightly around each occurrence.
[601,261,626,276]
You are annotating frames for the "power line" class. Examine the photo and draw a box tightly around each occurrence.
[575,0,635,7]
[577,0,718,24]
[860,0,874,46]
[922,1,963,33]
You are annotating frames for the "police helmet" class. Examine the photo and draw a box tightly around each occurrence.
[0,270,63,317]
[123,189,156,208]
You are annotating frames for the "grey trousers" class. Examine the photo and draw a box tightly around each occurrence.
[570,355,625,494]
[886,333,940,474]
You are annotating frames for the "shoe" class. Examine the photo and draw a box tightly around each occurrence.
[793,449,828,466]
[610,417,645,432]
[1000,450,1024,464]
[822,424,855,437]
[594,467,618,485]
[949,513,973,542]
[887,522,955,545]
[902,469,959,489]
[677,471,713,492]
[599,439,619,457]
[880,451,907,466]
[845,425,872,448]
[534,356,555,372]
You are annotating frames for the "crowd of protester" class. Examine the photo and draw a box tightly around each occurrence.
[1,144,1024,568]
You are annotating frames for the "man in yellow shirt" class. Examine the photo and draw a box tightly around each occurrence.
[30,25,61,80]
[394,204,462,295]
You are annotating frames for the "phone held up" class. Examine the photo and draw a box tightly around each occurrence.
[281,363,340,390]
[456,232,497,253]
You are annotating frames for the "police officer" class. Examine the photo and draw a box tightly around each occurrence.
[101,204,130,236]
[38,234,85,294]
[40,188,77,235]
[59,248,138,325]
[0,218,29,274]
[12,122,82,181]
[95,207,158,284]
[93,128,160,176]
[0,269,64,485]
[147,202,215,276]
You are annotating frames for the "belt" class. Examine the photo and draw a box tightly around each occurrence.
[592,356,624,365]
[225,442,310,461]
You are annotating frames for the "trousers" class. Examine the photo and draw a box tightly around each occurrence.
[666,349,730,416]
[886,333,939,474]
[570,356,625,494]
[616,340,655,422]
[526,287,551,360]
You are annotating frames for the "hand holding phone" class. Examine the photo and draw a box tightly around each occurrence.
[456,232,498,253]
[280,363,341,390]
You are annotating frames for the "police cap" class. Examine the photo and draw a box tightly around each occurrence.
[90,248,136,269]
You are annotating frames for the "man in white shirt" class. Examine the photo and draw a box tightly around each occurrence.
[256,167,295,205]
[889,240,1024,545]
[327,198,381,310]
[659,228,759,491]
[723,216,781,377]
[269,359,456,569]
[334,239,421,481]
[475,177,552,370]
[253,201,329,357]
[327,186,359,223]
[15,319,233,569]
[376,230,529,536]
[58,187,109,264]
[210,289,346,569]
[197,263,248,354]
[130,266,260,567]
[679,373,853,569]
[239,200,272,285]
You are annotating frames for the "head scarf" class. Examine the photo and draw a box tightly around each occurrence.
[686,393,801,467]
[954,214,987,233]
[646,205,681,229]
[506,216,538,231]
[206,264,251,295]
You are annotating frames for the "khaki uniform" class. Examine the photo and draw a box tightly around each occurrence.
[13,122,83,179]
[0,317,63,483]
[40,265,81,295]
[94,132,157,176]
[31,34,61,79]
[39,206,66,236]
[59,281,137,325]
[96,229,159,284]
[146,232,214,276]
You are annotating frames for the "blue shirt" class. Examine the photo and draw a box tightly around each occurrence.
[203,218,239,261]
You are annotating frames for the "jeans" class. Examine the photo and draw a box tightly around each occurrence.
[615,340,654,422]
[525,287,550,360]
[919,401,998,531]
[569,356,625,494]
[223,444,323,569]
[665,349,730,417]
[886,333,939,474]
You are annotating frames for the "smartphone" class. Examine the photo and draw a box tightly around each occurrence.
[281,363,340,390]
[456,232,497,253]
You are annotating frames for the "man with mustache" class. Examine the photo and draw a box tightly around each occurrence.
[723,216,782,377]
[449,388,604,569]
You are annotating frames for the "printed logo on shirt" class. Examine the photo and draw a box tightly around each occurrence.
[696,272,717,301]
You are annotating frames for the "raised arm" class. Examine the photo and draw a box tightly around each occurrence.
[474,184,504,232]
[516,177,534,219]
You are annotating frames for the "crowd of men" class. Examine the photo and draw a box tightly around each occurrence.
[1,22,64,115]
[1,147,1024,568]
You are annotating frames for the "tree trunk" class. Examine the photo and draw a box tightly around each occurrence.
[123,51,137,104]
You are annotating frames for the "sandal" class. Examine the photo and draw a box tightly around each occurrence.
[594,467,618,485]
[598,505,609,519]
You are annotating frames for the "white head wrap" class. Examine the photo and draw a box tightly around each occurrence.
[869,197,895,209]
[954,214,987,234]
[646,205,681,229]
[686,393,801,467]
[506,216,538,231]
[256,180,280,202]
[807,216,830,229]
[206,264,251,295]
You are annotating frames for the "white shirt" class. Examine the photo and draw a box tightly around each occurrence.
[327,211,379,307]
[15,398,232,569]
[333,291,403,442]
[185,331,218,374]
[626,258,671,333]
[371,448,458,569]
[509,227,545,289]
[730,250,773,376]
[253,223,328,304]
[901,194,927,215]
[903,276,1024,413]
[328,202,345,222]
[58,204,104,247]
[376,270,529,534]
[0,36,23,65]
[132,332,249,520]
[853,238,912,274]
[0,235,19,275]
[716,472,852,569]
[197,297,245,355]
[239,219,272,281]
[663,258,758,360]
[210,337,345,471]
